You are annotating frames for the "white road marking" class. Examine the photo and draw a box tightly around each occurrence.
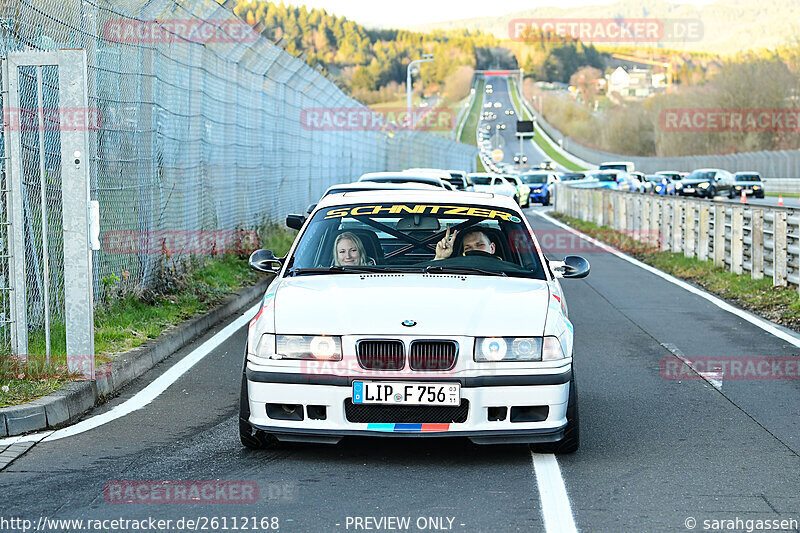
[536,210,800,349]
[0,303,260,446]
[662,343,724,390]
[531,452,578,533]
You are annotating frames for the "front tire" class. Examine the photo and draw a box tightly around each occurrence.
[543,192,551,206]
[708,186,716,199]
[533,373,579,454]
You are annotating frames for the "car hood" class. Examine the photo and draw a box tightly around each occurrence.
[273,274,551,337]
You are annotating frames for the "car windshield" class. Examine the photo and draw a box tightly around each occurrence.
[599,164,628,171]
[687,171,714,181]
[737,174,761,182]
[560,173,584,181]
[646,175,665,182]
[589,171,617,182]
[287,202,546,279]
[521,173,548,184]
[470,176,492,185]
[446,178,465,189]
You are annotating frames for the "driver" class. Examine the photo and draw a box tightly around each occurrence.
[434,226,496,260]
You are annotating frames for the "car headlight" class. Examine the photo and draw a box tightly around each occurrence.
[753,185,760,189]
[735,185,742,190]
[698,182,710,189]
[261,334,343,361]
[474,337,543,362]
[675,182,683,189]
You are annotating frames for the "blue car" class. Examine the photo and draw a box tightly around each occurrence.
[646,174,676,195]
[520,171,559,205]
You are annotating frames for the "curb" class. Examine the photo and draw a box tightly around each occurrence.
[0,278,271,437]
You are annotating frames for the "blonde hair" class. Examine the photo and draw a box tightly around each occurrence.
[333,232,368,266]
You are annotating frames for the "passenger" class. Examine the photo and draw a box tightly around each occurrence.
[333,232,375,266]
[434,226,496,260]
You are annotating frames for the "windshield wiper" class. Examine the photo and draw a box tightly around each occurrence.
[288,266,386,276]
[288,266,425,276]
[423,265,507,277]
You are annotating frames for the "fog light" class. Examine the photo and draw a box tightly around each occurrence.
[266,403,304,421]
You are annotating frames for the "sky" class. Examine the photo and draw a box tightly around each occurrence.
[297,0,717,28]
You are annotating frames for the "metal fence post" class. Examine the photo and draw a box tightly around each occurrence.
[774,211,787,286]
[714,204,725,267]
[661,199,671,252]
[751,209,764,280]
[698,205,709,261]
[684,202,695,258]
[671,200,682,253]
[731,206,744,275]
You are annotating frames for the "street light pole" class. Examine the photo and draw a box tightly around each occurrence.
[406,54,434,126]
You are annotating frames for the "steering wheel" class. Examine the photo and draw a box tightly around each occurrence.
[463,250,497,259]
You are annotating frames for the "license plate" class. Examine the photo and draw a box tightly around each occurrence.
[683,187,695,193]
[352,381,460,406]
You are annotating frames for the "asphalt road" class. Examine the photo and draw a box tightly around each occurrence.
[479,76,551,172]
[1,207,799,532]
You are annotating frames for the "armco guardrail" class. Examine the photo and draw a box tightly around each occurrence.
[554,186,800,292]
[526,96,800,188]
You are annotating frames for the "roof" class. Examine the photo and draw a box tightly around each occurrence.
[313,189,518,211]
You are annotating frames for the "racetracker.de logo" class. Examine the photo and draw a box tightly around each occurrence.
[528,229,662,254]
[661,356,800,381]
[300,107,454,132]
[102,19,258,44]
[102,230,258,255]
[104,481,258,504]
[508,18,703,43]
[660,108,800,133]
[2,107,101,131]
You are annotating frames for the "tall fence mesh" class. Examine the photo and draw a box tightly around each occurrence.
[0,0,477,350]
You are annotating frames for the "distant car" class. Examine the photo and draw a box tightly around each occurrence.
[678,168,735,199]
[521,171,559,205]
[598,161,635,172]
[505,175,531,208]
[484,102,492,108]
[446,170,474,192]
[497,124,506,130]
[581,170,630,191]
[558,172,586,182]
[629,171,650,194]
[540,160,556,170]
[514,153,528,165]
[467,173,519,202]
[359,172,451,190]
[493,102,502,108]
[646,174,675,196]
[505,109,515,115]
[732,172,765,198]
[656,171,684,193]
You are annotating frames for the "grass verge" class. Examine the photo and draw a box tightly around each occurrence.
[459,79,485,147]
[1,223,296,407]
[550,212,800,331]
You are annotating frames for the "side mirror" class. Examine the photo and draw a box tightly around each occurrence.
[550,255,590,279]
[249,249,283,274]
[286,214,306,231]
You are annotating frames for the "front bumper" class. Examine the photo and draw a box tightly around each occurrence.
[244,368,571,445]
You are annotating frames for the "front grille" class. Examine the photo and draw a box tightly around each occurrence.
[409,340,457,370]
[344,399,469,424]
[357,340,404,370]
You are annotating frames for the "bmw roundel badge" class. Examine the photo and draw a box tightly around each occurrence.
[401,320,417,327]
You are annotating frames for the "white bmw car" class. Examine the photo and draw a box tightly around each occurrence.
[240,190,589,452]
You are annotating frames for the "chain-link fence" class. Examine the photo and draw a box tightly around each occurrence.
[0,0,477,352]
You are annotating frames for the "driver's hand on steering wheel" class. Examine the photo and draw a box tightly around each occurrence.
[434,226,458,260]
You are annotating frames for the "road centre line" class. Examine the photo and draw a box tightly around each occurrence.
[0,303,260,446]
[534,210,800,349]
